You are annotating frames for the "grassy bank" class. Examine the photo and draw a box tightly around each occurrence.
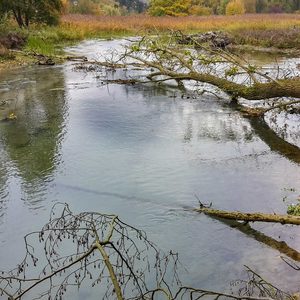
[1,13,300,69]
[61,14,300,48]
[62,13,300,34]
[30,14,300,54]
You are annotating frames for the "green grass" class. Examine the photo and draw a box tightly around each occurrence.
[22,25,128,57]
[25,36,56,56]
[23,26,85,56]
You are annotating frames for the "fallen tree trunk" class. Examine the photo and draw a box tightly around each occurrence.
[122,34,300,101]
[195,207,300,225]
[145,69,300,100]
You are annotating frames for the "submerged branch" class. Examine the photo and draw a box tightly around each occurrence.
[13,245,97,300]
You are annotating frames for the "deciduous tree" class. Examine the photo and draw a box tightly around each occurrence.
[148,0,192,16]
[225,0,245,14]
[0,0,62,28]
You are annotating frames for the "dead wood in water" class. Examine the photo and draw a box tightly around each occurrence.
[120,33,300,103]
[66,55,88,61]
[103,78,137,85]
[1,203,291,300]
[195,207,300,225]
[195,205,300,261]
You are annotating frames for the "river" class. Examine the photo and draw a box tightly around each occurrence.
[0,39,299,299]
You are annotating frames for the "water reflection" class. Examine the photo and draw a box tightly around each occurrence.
[249,117,300,164]
[0,66,68,209]
[92,77,299,165]
[0,144,9,228]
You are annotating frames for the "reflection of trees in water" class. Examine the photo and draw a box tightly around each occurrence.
[0,144,9,227]
[249,117,300,165]
[143,82,300,164]
[120,83,254,144]
[177,106,255,144]
[124,81,178,99]
[120,82,300,165]
[134,85,255,144]
[195,112,254,143]
[265,110,300,148]
[0,67,68,207]
[187,110,300,164]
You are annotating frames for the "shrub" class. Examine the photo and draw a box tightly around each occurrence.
[0,0,62,28]
[69,0,101,14]
[225,0,245,15]
[148,0,192,16]
[287,203,300,216]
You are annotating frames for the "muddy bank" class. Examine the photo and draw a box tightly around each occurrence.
[0,33,26,50]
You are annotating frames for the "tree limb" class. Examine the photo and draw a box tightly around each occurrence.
[195,207,300,225]
[123,35,300,101]
[13,245,97,300]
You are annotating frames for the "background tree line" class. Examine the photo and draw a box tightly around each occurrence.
[0,0,62,27]
[61,0,147,16]
[1,0,300,28]
[0,0,147,28]
[148,0,300,16]
[61,0,300,15]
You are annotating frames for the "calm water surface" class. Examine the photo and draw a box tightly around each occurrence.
[0,40,299,298]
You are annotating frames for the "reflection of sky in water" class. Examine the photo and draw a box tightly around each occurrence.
[0,40,299,298]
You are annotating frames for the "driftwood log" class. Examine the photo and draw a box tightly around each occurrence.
[195,207,300,225]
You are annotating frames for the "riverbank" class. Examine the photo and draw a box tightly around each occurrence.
[61,13,300,49]
[1,13,300,70]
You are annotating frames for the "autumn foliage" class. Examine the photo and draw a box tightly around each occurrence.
[225,0,245,15]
